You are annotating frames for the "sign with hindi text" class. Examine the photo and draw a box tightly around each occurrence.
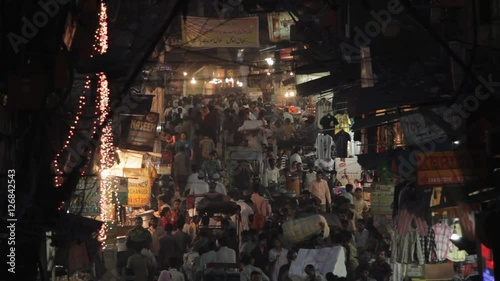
[182,16,259,48]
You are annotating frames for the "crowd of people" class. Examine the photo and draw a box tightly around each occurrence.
[121,93,393,281]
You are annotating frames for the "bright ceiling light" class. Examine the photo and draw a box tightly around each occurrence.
[191,77,196,84]
[267,72,271,76]
[290,72,294,76]
[265,57,274,66]
[183,72,188,76]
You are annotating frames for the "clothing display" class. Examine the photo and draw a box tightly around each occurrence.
[319,114,338,136]
[419,227,437,263]
[390,229,424,265]
[315,98,332,128]
[333,130,351,158]
[334,113,351,135]
[447,221,467,262]
[431,221,453,261]
[315,134,334,160]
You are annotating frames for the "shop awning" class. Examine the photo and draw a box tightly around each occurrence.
[337,80,451,117]
[296,64,359,97]
[351,113,400,130]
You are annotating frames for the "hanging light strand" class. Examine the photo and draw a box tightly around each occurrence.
[53,0,110,186]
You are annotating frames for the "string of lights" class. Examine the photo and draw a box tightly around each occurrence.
[93,2,118,249]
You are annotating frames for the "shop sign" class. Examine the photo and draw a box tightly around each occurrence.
[400,106,461,145]
[114,177,128,205]
[123,168,153,207]
[119,113,159,152]
[416,151,486,186]
[68,177,100,216]
[248,91,263,101]
[267,12,296,42]
[335,157,362,186]
[182,16,259,48]
[417,168,484,185]
[370,185,394,217]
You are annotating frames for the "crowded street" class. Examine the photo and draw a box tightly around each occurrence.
[2,1,500,281]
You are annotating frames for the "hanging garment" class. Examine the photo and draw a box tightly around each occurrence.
[334,113,351,134]
[447,222,466,262]
[333,130,351,158]
[319,114,338,136]
[315,99,332,128]
[420,227,437,263]
[395,207,428,237]
[391,229,424,264]
[315,134,334,160]
[431,222,453,261]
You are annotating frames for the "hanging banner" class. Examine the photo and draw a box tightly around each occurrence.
[119,112,159,152]
[267,12,296,42]
[416,151,486,186]
[123,168,153,207]
[370,185,394,217]
[68,177,100,216]
[400,106,461,145]
[182,16,259,48]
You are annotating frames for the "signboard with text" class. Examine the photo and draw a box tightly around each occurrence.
[335,157,362,186]
[68,177,100,216]
[400,106,461,145]
[267,12,296,42]
[416,151,486,186]
[182,16,259,48]
[370,185,394,217]
[119,113,159,152]
[123,168,152,207]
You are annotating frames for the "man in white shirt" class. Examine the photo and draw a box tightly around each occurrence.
[188,171,210,204]
[289,147,303,169]
[215,237,237,264]
[355,219,370,250]
[264,158,280,187]
[240,255,270,281]
[308,171,331,213]
[343,184,355,206]
[234,200,254,231]
[158,257,185,281]
[283,108,294,123]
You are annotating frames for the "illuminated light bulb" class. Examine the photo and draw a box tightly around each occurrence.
[290,72,294,76]
[183,72,188,76]
[191,77,196,84]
